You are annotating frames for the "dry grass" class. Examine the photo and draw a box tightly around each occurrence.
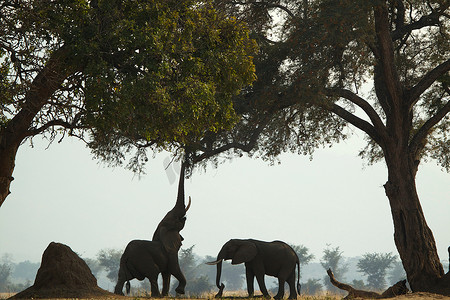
[1,292,449,300]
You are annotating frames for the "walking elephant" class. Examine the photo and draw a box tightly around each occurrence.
[207,239,301,299]
[114,160,191,296]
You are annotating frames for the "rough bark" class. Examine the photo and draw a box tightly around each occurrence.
[326,268,409,299]
[0,47,79,207]
[0,143,19,206]
[371,3,445,292]
[384,152,444,291]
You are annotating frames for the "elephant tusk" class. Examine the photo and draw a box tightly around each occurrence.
[206,259,223,265]
[185,196,191,212]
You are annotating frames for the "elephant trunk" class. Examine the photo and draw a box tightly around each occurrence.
[215,259,223,289]
[214,260,225,297]
[206,251,226,297]
[205,258,224,290]
[175,160,186,210]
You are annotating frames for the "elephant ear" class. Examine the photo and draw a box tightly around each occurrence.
[159,226,182,254]
[232,242,257,264]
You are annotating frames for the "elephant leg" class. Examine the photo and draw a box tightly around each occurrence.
[285,270,297,299]
[114,267,127,295]
[168,254,186,294]
[245,265,255,297]
[149,274,161,298]
[137,257,161,297]
[274,277,286,300]
[114,278,125,295]
[255,273,270,298]
[173,268,186,294]
[161,272,170,296]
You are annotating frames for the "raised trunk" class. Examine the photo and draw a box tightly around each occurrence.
[175,160,186,211]
[384,152,444,291]
[152,157,189,242]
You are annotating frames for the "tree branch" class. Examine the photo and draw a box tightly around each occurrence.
[193,113,272,163]
[5,46,81,144]
[391,3,450,41]
[325,103,384,148]
[326,268,409,299]
[407,58,450,107]
[392,0,406,32]
[326,88,388,140]
[409,99,450,157]
[232,1,296,19]
[26,119,84,137]
[374,4,403,114]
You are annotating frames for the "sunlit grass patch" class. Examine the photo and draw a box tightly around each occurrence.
[0,293,16,299]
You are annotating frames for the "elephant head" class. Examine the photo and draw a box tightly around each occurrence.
[206,239,257,295]
[152,160,191,254]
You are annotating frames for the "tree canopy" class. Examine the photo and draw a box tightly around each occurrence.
[190,0,449,166]
[0,0,257,205]
[180,0,449,292]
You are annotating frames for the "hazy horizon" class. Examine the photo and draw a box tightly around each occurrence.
[1,135,449,265]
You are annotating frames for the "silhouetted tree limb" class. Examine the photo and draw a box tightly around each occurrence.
[326,268,409,299]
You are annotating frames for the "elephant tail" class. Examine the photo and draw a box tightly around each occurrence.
[296,258,301,295]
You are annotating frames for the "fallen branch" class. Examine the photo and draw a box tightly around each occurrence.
[326,268,409,299]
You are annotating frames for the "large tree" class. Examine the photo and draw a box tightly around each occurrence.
[0,0,256,206]
[182,0,449,292]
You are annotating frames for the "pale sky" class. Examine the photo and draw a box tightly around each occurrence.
[0,134,449,266]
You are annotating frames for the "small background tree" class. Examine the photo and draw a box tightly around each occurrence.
[290,244,315,271]
[301,278,323,295]
[0,262,11,292]
[83,257,102,278]
[351,279,368,290]
[321,245,348,293]
[357,252,397,291]
[97,249,121,284]
[177,246,213,296]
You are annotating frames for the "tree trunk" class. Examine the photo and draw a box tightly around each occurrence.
[384,152,444,291]
[0,110,32,207]
[0,141,20,207]
[0,46,79,207]
[371,4,445,290]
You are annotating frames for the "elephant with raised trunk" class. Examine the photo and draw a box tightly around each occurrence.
[114,160,191,296]
[207,239,301,299]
